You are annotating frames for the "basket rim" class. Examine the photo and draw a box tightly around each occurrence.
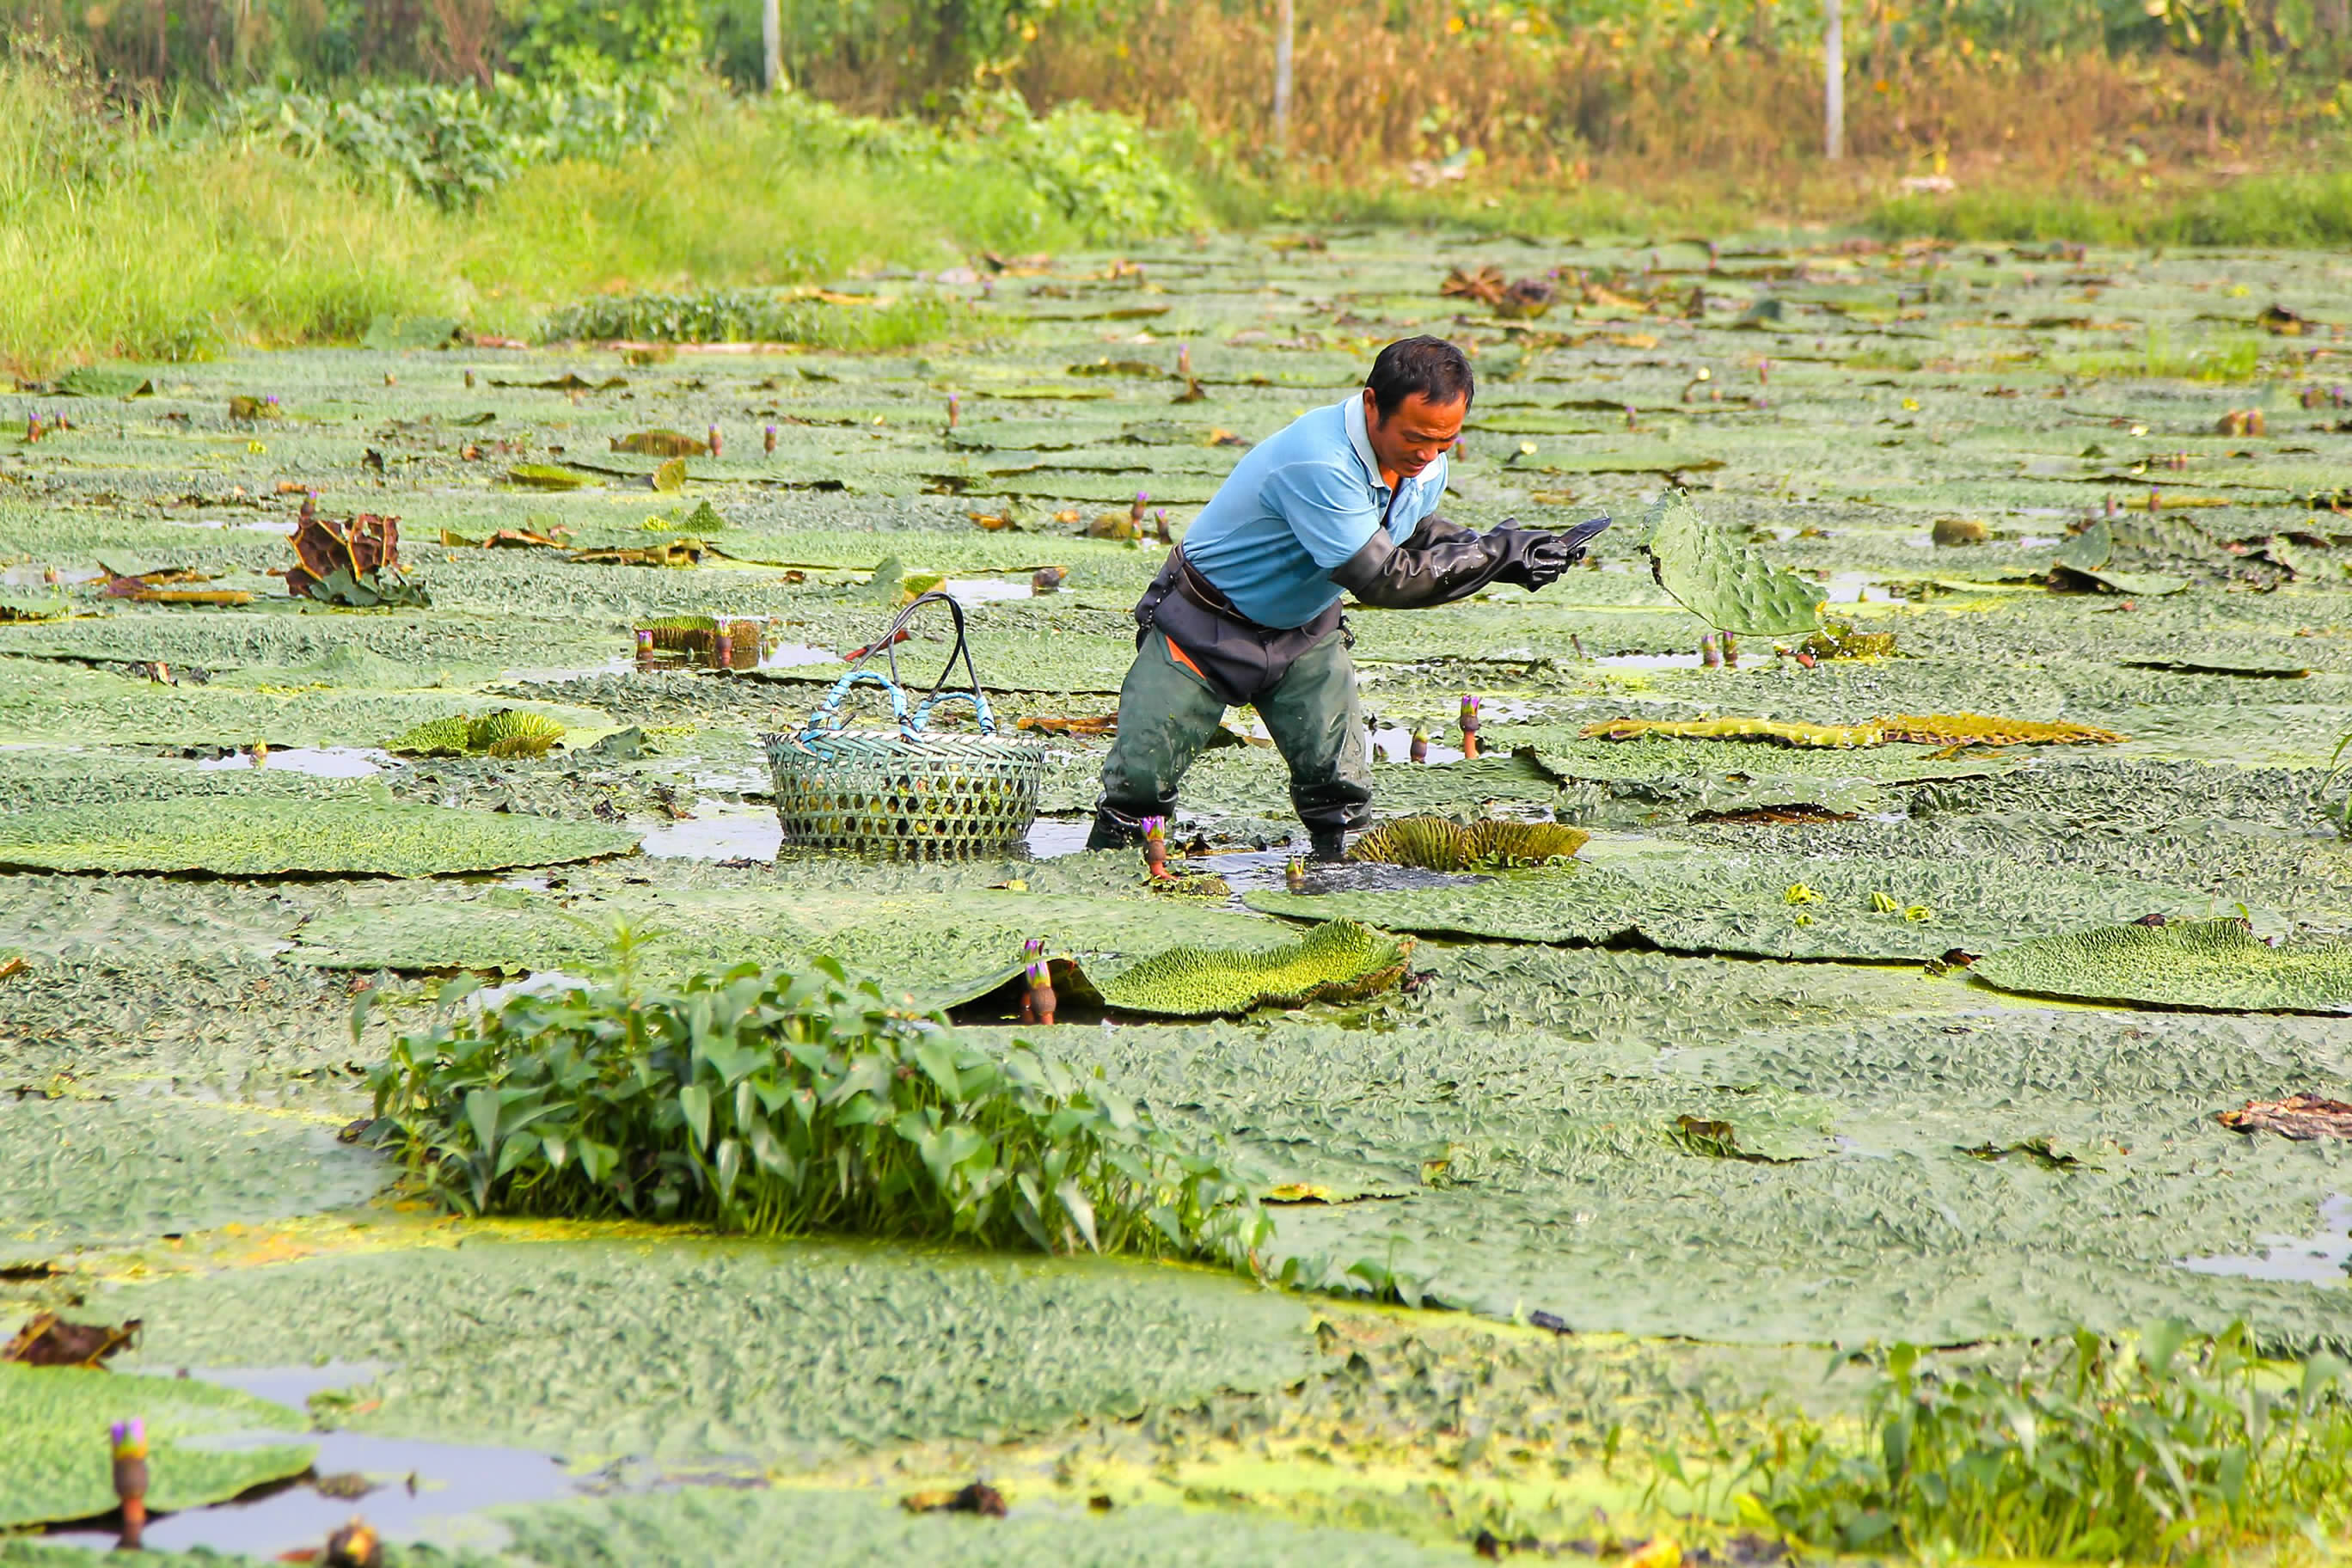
[763,729,1049,756]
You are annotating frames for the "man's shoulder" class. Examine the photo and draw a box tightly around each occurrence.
[1258,403,1369,490]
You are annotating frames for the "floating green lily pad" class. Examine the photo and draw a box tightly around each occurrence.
[290,885,1293,998]
[52,366,152,398]
[1097,918,1414,1015]
[1974,917,2352,1014]
[0,593,70,624]
[2,1095,385,1263]
[485,1486,1467,1568]
[111,1237,1314,1462]
[1248,854,2217,963]
[1635,490,1822,636]
[0,799,639,877]
[0,1363,314,1528]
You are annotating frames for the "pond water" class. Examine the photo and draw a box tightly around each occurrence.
[1369,726,1467,763]
[759,642,845,668]
[9,228,2352,1565]
[2176,1193,2352,1284]
[940,578,1032,604]
[196,746,389,778]
[639,803,784,861]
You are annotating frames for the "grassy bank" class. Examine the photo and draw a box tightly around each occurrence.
[0,68,1160,373]
[1189,157,2352,250]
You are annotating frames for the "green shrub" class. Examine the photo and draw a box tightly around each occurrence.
[541,288,957,347]
[1734,1325,2352,1561]
[755,89,1199,244]
[365,945,1271,1265]
[216,73,678,207]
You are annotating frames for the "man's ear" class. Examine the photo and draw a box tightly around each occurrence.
[1361,387,1381,424]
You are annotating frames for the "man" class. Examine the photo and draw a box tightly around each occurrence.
[1087,336,1589,860]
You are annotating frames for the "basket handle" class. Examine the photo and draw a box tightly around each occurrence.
[796,670,913,742]
[909,689,998,736]
[848,590,991,715]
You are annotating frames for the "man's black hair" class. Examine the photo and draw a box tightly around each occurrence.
[1365,336,1474,420]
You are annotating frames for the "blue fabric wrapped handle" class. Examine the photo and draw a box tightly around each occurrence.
[796,591,998,742]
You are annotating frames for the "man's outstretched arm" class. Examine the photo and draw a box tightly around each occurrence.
[1329,517,1583,608]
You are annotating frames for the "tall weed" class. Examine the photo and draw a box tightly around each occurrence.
[1730,1326,2352,1561]
[365,942,1272,1266]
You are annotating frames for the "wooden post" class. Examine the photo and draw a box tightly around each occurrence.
[1272,0,1294,158]
[1823,0,1845,161]
[762,0,782,90]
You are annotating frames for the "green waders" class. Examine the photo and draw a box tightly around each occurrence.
[1090,625,1371,855]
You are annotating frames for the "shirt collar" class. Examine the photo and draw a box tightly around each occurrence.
[1341,394,1385,491]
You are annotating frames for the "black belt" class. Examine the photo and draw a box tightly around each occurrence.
[1173,549,1251,623]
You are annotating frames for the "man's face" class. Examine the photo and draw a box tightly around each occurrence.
[1363,389,1467,481]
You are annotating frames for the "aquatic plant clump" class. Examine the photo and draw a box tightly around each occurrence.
[1974,917,2352,1013]
[1099,918,1414,1015]
[368,957,1273,1265]
[388,709,566,760]
[468,709,566,759]
[1740,1325,2352,1561]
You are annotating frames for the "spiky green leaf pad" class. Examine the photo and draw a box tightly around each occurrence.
[388,714,475,756]
[1636,490,1823,636]
[469,708,565,758]
[1350,817,1589,872]
[1974,918,2352,1014]
[1098,918,1413,1016]
[0,799,638,877]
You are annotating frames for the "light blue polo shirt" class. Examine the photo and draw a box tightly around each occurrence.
[1180,395,1448,630]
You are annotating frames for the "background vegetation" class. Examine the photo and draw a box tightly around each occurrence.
[2,0,2349,368]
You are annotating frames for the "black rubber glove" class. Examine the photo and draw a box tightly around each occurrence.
[1404,513,1479,548]
[1332,517,1582,608]
[1506,530,1580,591]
